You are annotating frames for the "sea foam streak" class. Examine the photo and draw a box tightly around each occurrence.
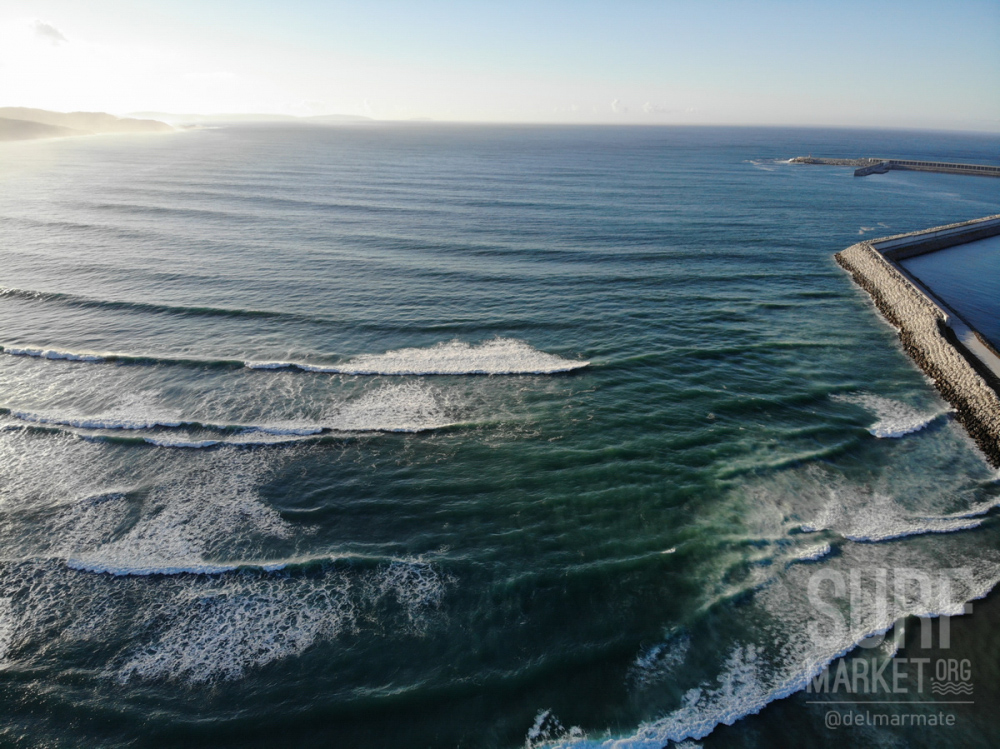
[831,392,948,438]
[2,338,588,376]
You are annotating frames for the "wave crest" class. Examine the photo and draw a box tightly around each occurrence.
[831,392,948,438]
[2,338,588,376]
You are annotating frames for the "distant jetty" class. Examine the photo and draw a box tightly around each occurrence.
[835,215,1000,465]
[791,156,1000,178]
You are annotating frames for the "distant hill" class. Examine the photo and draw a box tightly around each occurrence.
[128,111,372,126]
[302,114,373,124]
[0,117,87,141]
[0,108,172,141]
[128,112,299,125]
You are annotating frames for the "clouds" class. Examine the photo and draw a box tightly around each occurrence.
[32,20,67,45]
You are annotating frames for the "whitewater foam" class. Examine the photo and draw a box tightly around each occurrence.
[10,390,184,432]
[570,561,1000,748]
[4,380,460,448]
[799,485,999,543]
[3,346,106,363]
[789,542,832,563]
[326,381,455,432]
[112,559,451,682]
[248,338,589,375]
[525,709,586,749]
[2,338,587,377]
[60,451,293,576]
[831,392,948,438]
[116,574,357,682]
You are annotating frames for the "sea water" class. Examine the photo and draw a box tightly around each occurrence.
[0,124,999,748]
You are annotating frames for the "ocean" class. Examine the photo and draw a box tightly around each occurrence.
[0,124,999,748]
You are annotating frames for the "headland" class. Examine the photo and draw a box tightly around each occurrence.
[0,108,172,142]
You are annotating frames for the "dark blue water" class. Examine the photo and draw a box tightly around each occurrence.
[902,234,1000,349]
[0,125,999,748]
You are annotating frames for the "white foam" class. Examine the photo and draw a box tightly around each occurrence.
[62,451,293,576]
[10,390,185,432]
[244,360,295,370]
[13,411,183,430]
[582,468,1000,748]
[369,560,450,631]
[4,380,459,447]
[789,542,832,563]
[140,437,224,449]
[327,381,455,433]
[138,433,317,449]
[0,597,15,662]
[2,346,106,363]
[113,559,451,683]
[799,486,998,543]
[116,574,357,683]
[578,569,1000,748]
[4,338,587,376]
[629,633,691,689]
[250,338,588,376]
[525,709,585,749]
[831,392,947,438]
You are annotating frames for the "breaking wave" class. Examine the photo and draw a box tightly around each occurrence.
[248,338,590,375]
[831,392,948,438]
[800,490,1000,543]
[1,338,588,376]
[1,381,462,447]
[568,558,1000,748]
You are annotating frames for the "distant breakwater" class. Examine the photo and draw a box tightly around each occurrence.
[791,156,1000,178]
[835,215,1000,466]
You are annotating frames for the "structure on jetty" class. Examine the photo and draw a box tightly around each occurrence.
[791,156,1000,178]
[835,215,1000,466]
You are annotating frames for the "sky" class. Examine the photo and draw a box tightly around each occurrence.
[1,0,998,130]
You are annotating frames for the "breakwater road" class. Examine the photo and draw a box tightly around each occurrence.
[835,215,1000,466]
[791,156,1000,178]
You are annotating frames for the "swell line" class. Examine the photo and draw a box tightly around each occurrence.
[0,338,590,376]
[0,407,466,448]
[0,286,303,322]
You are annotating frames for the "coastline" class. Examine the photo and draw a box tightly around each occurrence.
[835,215,1000,466]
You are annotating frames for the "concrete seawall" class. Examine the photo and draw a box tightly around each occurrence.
[871,160,1000,178]
[834,215,1000,466]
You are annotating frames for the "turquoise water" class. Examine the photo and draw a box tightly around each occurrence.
[0,125,999,748]
[902,234,1000,349]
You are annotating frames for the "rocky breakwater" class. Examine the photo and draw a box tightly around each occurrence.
[835,217,1000,466]
[791,156,884,167]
